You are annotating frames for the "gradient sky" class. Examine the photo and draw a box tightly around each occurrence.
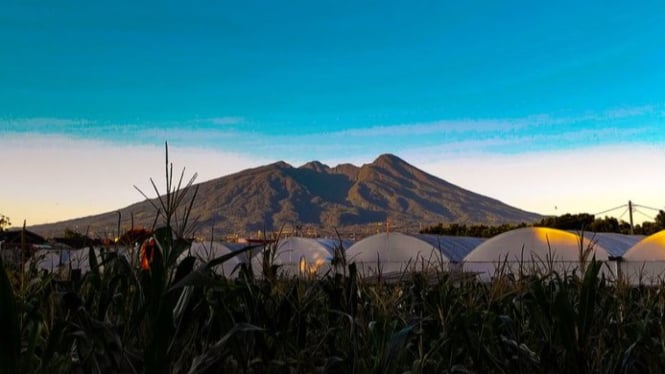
[2,1,665,227]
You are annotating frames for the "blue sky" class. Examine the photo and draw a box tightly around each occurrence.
[2,1,665,225]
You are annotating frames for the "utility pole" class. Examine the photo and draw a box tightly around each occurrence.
[628,200,634,235]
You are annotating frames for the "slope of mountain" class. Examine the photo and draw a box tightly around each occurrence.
[29,154,542,237]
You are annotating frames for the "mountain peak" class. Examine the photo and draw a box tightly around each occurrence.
[330,163,360,179]
[373,153,408,166]
[370,154,416,173]
[299,160,330,173]
[269,161,293,169]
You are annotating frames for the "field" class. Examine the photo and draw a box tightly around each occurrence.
[3,156,665,374]
[3,231,665,374]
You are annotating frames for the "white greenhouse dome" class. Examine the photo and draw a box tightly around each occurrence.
[463,227,611,281]
[345,232,481,276]
[250,237,345,277]
[69,247,105,274]
[26,249,67,273]
[577,232,643,258]
[621,230,665,285]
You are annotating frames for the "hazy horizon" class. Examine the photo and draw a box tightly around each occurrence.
[2,1,665,227]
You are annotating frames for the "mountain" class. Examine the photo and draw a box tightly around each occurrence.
[29,154,542,238]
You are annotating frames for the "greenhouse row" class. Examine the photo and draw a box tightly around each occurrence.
[26,227,665,285]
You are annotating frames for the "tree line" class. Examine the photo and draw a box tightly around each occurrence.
[421,211,665,237]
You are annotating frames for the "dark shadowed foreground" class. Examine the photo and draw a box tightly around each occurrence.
[3,240,665,373]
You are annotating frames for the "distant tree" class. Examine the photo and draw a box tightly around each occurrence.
[589,216,620,233]
[421,223,445,235]
[420,222,527,238]
[618,221,633,235]
[64,228,87,240]
[0,214,10,231]
[535,213,595,231]
[656,210,665,230]
[636,221,657,236]
[532,212,665,235]
[61,228,95,248]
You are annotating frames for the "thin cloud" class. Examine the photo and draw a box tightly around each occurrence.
[136,128,241,143]
[204,119,661,163]
[0,117,91,130]
[399,125,657,159]
[602,105,655,119]
[329,106,663,138]
[333,118,531,137]
[1,106,663,165]
[0,116,244,133]
[207,117,244,125]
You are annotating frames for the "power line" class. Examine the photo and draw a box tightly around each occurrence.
[594,204,628,216]
[632,203,662,212]
[633,208,655,221]
[618,208,629,220]
[594,202,663,217]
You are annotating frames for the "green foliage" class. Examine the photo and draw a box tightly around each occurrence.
[538,212,665,235]
[535,213,595,230]
[424,210,665,238]
[590,215,663,235]
[0,213,10,231]
[134,142,199,239]
[655,210,665,230]
[63,228,86,240]
[0,256,20,373]
[6,249,665,372]
[421,222,528,237]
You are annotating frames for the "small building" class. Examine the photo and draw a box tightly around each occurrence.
[25,249,69,273]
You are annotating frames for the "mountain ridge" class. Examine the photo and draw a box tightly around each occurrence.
[28,154,542,238]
